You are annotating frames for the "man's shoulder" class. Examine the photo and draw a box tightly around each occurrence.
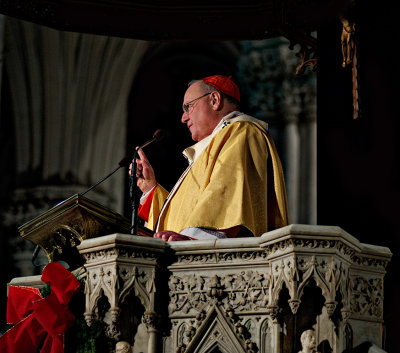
[210,118,269,152]
[224,114,268,131]
[218,115,268,138]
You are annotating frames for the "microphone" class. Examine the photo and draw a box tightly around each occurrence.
[139,129,165,150]
[81,129,164,196]
[129,129,165,235]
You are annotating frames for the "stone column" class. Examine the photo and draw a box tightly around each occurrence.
[143,312,160,353]
[77,233,165,350]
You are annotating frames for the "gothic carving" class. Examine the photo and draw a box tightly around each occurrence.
[267,255,352,318]
[259,318,273,352]
[176,250,267,265]
[183,305,256,353]
[177,253,216,264]
[169,270,269,316]
[115,341,132,353]
[350,276,383,320]
[143,312,160,331]
[264,238,356,259]
[206,275,224,300]
[217,250,267,262]
[298,329,319,353]
[82,249,119,263]
[83,259,159,341]
[351,254,390,270]
[83,264,121,338]
[74,225,391,352]
[82,247,159,264]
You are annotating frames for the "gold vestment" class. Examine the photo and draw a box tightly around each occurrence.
[146,116,289,236]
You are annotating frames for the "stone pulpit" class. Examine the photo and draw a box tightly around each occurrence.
[9,202,391,353]
[75,225,391,353]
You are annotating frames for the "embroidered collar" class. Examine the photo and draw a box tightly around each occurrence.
[182,112,268,164]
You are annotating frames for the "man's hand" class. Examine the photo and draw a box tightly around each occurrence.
[154,231,190,242]
[129,148,157,193]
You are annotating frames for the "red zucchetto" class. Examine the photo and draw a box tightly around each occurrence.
[201,75,240,102]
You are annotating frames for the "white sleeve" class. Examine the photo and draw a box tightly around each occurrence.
[140,184,157,204]
[180,227,227,240]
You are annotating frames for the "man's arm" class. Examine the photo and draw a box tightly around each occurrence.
[154,225,241,242]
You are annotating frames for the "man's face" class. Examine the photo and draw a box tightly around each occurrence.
[181,82,219,142]
[302,331,316,351]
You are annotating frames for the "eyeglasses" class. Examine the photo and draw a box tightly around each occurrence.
[182,92,211,114]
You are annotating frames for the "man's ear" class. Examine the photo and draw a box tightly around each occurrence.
[210,91,222,110]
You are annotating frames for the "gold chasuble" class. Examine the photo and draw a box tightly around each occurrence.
[146,114,289,236]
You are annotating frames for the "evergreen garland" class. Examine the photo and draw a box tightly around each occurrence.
[64,276,113,353]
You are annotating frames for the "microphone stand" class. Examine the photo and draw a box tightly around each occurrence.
[129,148,141,235]
[129,129,165,235]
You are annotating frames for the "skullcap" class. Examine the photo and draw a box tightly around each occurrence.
[201,75,240,102]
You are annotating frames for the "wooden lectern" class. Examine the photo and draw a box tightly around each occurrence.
[18,194,153,267]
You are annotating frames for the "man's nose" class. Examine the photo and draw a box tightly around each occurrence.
[181,112,189,123]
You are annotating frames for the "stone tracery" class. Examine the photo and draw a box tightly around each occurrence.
[73,225,391,352]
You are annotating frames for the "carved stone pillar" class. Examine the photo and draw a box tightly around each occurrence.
[259,224,391,352]
[143,311,160,353]
[77,233,165,349]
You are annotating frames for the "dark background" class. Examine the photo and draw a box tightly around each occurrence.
[317,4,399,351]
[0,1,399,351]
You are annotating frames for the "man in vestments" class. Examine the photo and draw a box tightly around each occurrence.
[135,75,289,241]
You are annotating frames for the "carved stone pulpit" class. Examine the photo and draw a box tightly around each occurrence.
[9,199,393,353]
[9,220,392,352]
[73,224,391,353]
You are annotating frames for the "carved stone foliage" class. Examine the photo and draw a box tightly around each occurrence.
[264,238,356,260]
[169,270,269,317]
[351,254,390,272]
[168,269,268,352]
[176,250,267,265]
[82,247,159,265]
[350,276,383,320]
